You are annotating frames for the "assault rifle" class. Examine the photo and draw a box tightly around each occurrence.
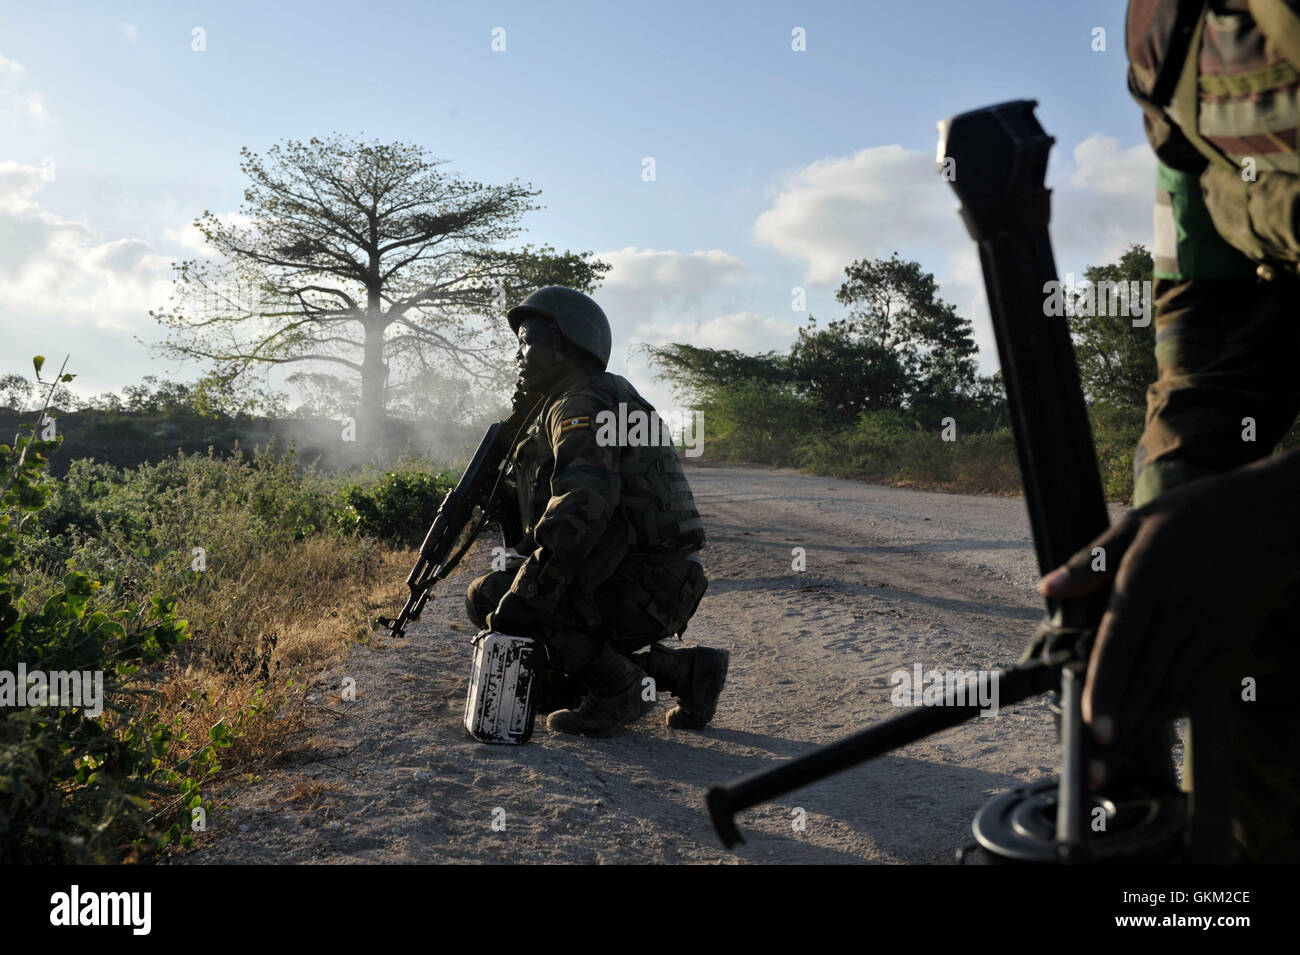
[376,398,538,640]
[705,101,1232,863]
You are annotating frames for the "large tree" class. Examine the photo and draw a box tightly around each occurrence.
[152,135,609,442]
[1067,244,1158,411]
[645,254,988,428]
[787,316,908,425]
[638,342,789,405]
[835,251,979,409]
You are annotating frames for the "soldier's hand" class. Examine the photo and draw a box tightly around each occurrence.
[487,591,534,636]
[1036,457,1300,788]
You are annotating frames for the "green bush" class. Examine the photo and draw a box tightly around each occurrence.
[1088,401,1145,502]
[20,447,338,610]
[697,378,818,466]
[794,412,1020,494]
[334,469,457,548]
[796,410,921,479]
[1,413,218,863]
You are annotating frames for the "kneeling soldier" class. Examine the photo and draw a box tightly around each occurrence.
[466,286,728,737]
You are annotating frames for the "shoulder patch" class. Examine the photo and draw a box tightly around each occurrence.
[559,415,591,434]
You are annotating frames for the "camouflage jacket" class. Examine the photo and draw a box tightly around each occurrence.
[500,369,704,622]
[1126,0,1300,504]
[1128,0,1300,276]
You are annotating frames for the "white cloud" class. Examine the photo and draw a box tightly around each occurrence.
[635,310,795,354]
[583,247,798,411]
[120,23,139,43]
[752,145,963,285]
[0,53,51,125]
[597,246,745,302]
[622,311,798,415]
[1070,133,1155,196]
[1051,133,1156,278]
[0,162,173,330]
[591,246,750,356]
[748,133,1161,374]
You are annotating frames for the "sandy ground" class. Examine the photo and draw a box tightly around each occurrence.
[182,465,1137,865]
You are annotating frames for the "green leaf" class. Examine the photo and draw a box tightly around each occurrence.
[33,355,45,376]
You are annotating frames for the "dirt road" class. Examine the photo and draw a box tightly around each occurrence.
[185,465,1127,865]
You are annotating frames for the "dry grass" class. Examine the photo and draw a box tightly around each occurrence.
[151,537,416,776]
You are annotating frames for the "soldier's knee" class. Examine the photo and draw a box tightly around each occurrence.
[465,570,518,630]
[465,572,496,629]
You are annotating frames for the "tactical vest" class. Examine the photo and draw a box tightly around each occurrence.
[513,372,704,557]
[605,374,705,554]
[1129,0,1300,271]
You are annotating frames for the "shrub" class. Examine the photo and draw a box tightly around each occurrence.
[796,411,1021,494]
[20,447,337,611]
[1,409,217,863]
[697,379,819,466]
[334,469,457,547]
[1088,401,1145,502]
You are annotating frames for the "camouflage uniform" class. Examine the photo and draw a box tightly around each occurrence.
[1127,0,1300,861]
[466,367,708,683]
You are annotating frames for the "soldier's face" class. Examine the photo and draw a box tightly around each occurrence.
[516,316,565,392]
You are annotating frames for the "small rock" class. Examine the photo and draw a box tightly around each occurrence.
[238,824,249,833]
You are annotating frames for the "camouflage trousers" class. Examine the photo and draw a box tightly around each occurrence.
[465,552,708,688]
[1133,273,1300,863]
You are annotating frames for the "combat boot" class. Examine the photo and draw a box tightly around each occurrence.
[546,644,653,737]
[641,644,730,729]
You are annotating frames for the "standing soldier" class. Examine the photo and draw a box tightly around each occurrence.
[466,286,729,737]
[1038,0,1300,861]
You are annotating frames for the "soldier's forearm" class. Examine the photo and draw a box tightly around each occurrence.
[508,546,582,613]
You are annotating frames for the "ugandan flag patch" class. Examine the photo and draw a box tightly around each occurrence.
[559,415,591,434]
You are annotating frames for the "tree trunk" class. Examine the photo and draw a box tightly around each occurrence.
[360,297,387,449]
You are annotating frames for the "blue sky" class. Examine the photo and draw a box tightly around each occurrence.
[1,0,1150,417]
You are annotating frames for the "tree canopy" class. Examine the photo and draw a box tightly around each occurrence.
[1067,244,1157,411]
[152,134,609,442]
[835,252,979,414]
[645,252,986,428]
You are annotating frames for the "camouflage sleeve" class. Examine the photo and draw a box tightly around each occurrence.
[1133,273,1299,507]
[1124,0,1210,173]
[507,391,621,614]
[1139,163,1269,506]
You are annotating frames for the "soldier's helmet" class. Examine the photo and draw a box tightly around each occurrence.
[507,286,612,371]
